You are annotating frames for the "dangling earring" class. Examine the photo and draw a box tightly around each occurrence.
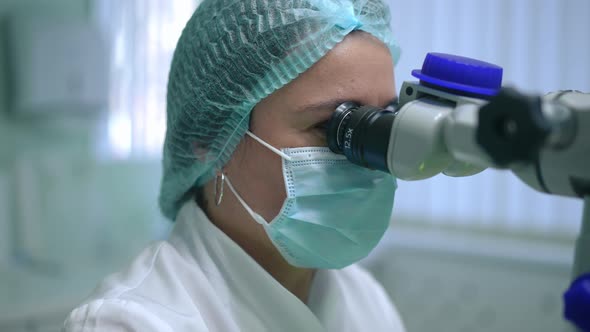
[214,171,226,206]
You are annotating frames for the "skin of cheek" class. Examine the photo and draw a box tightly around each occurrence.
[222,95,330,222]
[228,116,289,222]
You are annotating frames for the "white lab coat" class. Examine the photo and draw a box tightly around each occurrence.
[64,201,406,332]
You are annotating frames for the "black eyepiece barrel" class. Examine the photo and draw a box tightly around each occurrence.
[327,102,396,172]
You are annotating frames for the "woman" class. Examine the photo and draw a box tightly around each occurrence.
[65,0,405,330]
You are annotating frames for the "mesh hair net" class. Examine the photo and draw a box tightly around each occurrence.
[160,0,401,220]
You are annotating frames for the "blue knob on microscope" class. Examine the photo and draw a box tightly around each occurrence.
[412,52,503,98]
[564,273,590,331]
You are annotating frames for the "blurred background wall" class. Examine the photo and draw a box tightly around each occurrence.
[0,0,588,331]
[0,0,182,330]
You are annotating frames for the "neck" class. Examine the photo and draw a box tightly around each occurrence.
[203,197,315,303]
[244,237,316,304]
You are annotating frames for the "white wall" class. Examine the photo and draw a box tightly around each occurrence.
[389,0,590,94]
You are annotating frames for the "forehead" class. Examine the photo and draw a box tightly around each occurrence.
[270,31,397,111]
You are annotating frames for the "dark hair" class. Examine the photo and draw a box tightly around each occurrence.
[193,186,208,209]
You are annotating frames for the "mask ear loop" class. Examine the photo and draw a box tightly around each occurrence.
[224,175,267,226]
[214,131,285,207]
[246,131,292,161]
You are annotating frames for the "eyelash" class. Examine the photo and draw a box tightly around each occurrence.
[315,120,329,132]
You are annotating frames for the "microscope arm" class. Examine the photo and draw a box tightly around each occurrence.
[392,81,590,200]
[474,88,590,199]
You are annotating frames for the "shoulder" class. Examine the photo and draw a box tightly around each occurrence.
[63,298,175,332]
[339,264,406,331]
[88,241,179,300]
[64,241,211,331]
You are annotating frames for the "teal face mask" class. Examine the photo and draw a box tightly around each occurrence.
[225,131,397,269]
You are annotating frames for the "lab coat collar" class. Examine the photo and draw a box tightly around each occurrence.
[168,200,326,331]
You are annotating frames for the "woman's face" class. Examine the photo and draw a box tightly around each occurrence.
[223,31,396,222]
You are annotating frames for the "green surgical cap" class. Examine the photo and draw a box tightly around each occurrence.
[160,0,401,220]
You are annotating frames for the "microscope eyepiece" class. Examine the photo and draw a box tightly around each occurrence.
[327,102,396,172]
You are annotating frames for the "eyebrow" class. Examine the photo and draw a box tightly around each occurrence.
[295,97,397,113]
[294,99,352,113]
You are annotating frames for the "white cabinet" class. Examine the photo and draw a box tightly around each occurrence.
[7,14,109,116]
